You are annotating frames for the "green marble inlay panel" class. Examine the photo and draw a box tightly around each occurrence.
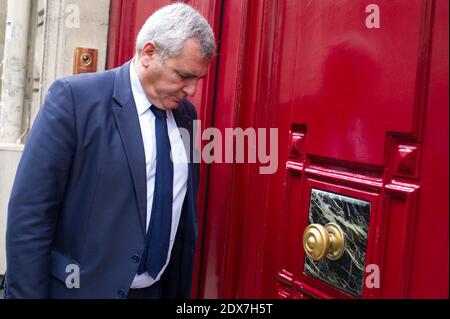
[304,188,371,297]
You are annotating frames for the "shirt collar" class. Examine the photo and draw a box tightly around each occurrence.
[130,60,153,116]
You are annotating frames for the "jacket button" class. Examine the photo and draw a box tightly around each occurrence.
[132,254,140,263]
[117,289,126,299]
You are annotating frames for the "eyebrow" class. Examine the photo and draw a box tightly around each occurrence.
[176,70,207,79]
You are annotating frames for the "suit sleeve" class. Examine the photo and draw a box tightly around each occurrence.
[5,79,76,298]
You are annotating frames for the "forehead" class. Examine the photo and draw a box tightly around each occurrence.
[165,39,210,75]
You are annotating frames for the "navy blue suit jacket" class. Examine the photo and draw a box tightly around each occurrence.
[5,61,199,298]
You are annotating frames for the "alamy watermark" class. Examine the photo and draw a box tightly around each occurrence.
[176,120,279,175]
[65,264,80,289]
[365,263,380,289]
[63,262,381,290]
[365,4,380,29]
[65,4,80,29]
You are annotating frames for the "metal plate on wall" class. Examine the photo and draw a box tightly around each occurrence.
[304,188,371,297]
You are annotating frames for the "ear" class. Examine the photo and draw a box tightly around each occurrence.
[139,41,158,68]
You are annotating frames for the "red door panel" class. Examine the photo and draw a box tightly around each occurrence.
[295,0,423,165]
[276,0,447,299]
[408,0,449,297]
[199,0,448,299]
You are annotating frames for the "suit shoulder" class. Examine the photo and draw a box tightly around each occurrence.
[56,68,116,92]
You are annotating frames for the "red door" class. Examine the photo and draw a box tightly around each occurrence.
[198,0,448,298]
[108,0,448,298]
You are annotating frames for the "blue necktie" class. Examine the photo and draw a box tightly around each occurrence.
[137,105,173,278]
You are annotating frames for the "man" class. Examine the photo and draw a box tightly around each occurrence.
[4,3,215,298]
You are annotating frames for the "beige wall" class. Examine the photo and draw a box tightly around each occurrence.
[0,0,10,276]
[35,0,111,135]
[0,145,23,273]
[0,0,7,93]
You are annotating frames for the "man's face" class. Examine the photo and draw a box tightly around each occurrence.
[136,38,210,110]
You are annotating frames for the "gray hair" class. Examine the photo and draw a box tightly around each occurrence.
[136,3,216,62]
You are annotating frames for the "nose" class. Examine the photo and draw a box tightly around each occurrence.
[183,79,199,97]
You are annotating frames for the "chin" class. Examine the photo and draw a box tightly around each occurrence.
[160,103,179,110]
[167,100,183,109]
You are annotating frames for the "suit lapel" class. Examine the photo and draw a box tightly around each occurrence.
[172,104,196,228]
[172,104,194,162]
[110,63,196,235]
[111,61,147,234]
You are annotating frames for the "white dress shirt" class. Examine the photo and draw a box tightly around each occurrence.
[129,62,188,289]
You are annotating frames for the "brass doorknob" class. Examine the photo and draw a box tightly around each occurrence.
[303,223,345,261]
